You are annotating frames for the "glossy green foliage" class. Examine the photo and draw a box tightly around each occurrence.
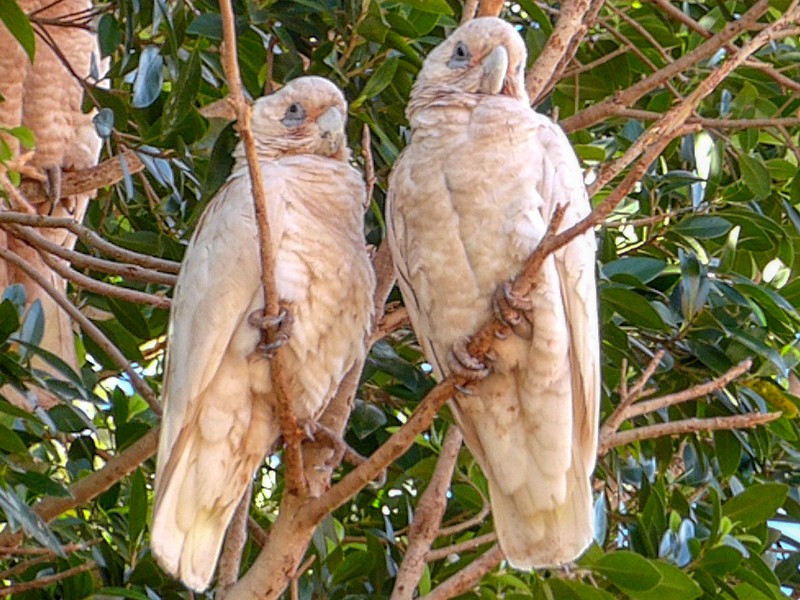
[1,0,800,598]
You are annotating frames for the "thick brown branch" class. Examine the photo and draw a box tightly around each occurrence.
[476,0,504,17]
[0,247,160,412]
[218,488,253,599]
[218,0,304,497]
[526,0,596,104]
[600,412,781,455]
[391,427,464,600]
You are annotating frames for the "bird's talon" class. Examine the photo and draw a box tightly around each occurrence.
[492,282,533,340]
[455,383,478,396]
[447,341,490,381]
[44,165,62,202]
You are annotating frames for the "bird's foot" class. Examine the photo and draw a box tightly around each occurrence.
[447,340,490,384]
[248,304,293,357]
[44,165,62,204]
[492,281,533,340]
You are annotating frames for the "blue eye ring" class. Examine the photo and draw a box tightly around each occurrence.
[448,41,471,69]
[282,102,306,127]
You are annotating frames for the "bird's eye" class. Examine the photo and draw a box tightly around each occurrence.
[447,42,471,69]
[282,102,306,127]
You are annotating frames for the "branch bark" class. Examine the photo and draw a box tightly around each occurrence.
[391,427,464,600]
[218,0,305,498]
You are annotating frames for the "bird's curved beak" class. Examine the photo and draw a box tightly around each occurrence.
[479,45,509,95]
[316,106,345,155]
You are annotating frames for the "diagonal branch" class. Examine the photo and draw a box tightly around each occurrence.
[561,0,771,133]
[526,0,603,105]
[0,247,160,412]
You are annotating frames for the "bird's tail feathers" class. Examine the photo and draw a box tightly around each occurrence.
[489,458,594,570]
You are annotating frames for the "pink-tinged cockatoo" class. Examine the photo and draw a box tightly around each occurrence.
[387,17,600,569]
[151,76,376,592]
[0,0,104,409]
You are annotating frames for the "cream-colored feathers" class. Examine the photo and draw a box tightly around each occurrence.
[0,0,104,409]
[387,18,600,569]
[151,77,375,592]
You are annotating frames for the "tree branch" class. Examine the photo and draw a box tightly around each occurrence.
[526,0,598,105]
[418,545,504,600]
[0,561,96,596]
[0,212,180,273]
[391,427,464,600]
[0,247,160,412]
[218,0,305,497]
[561,0,771,133]
[600,412,781,455]
[1,222,176,285]
[425,532,497,563]
[0,427,158,548]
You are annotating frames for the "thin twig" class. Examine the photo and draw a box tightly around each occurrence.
[600,412,781,455]
[624,359,753,420]
[0,561,96,596]
[561,0,771,132]
[0,212,180,273]
[0,247,160,412]
[601,349,666,437]
[218,0,305,496]
[2,223,177,285]
[425,532,497,562]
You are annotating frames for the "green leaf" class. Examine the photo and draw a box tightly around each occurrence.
[132,45,163,108]
[593,551,662,592]
[0,423,26,453]
[352,56,400,109]
[603,257,666,284]
[629,561,702,600]
[548,579,616,599]
[349,399,387,439]
[675,216,732,239]
[602,287,669,331]
[394,0,453,15]
[738,155,771,199]
[129,469,147,546]
[0,485,65,557]
[0,0,35,62]
[722,482,788,529]
[696,545,743,575]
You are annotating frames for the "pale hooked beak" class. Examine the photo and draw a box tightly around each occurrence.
[316,106,345,154]
[479,45,509,95]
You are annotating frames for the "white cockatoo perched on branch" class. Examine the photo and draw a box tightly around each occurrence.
[0,0,104,409]
[151,76,376,592]
[387,18,600,568]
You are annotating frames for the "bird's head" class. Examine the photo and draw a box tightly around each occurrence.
[250,76,349,161]
[412,17,528,108]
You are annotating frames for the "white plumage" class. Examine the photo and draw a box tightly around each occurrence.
[387,18,600,568]
[151,76,375,592]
